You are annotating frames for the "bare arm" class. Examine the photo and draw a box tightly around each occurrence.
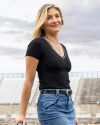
[19,56,39,116]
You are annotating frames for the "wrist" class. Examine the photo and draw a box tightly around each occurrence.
[19,113,26,117]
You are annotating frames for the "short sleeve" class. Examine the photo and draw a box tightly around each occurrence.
[25,39,42,60]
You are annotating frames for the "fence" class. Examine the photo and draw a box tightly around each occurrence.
[0,71,100,79]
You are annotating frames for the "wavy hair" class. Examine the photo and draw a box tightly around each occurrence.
[30,4,64,40]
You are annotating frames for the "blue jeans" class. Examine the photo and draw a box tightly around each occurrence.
[37,88,76,125]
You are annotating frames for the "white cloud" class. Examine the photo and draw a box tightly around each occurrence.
[0,0,100,73]
[0,56,25,73]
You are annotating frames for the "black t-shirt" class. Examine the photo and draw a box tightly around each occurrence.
[25,37,71,90]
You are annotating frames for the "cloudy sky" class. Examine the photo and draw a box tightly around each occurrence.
[0,0,100,74]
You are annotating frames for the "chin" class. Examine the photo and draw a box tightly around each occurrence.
[51,28,60,32]
[53,29,60,33]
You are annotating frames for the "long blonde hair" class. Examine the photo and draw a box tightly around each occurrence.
[30,4,64,40]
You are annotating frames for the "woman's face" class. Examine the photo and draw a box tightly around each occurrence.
[43,8,62,35]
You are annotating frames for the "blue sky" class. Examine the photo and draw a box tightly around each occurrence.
[0,0,100,73]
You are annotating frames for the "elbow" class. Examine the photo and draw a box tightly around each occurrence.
[24,78,34,87]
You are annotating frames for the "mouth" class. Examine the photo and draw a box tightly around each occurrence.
[51,25,59,27]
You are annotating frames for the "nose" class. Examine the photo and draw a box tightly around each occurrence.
[52,17,57,22]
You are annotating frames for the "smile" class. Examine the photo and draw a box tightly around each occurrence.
[51,25,58,27]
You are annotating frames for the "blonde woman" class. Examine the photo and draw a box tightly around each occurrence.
[14,4,80,125]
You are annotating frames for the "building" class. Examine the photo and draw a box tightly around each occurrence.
[0,72,100,125]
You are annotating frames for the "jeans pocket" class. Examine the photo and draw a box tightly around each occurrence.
[42,98,58,110]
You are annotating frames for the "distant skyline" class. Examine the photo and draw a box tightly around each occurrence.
[0,0,100,73]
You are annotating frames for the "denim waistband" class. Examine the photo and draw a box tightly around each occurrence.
[40,88,72,97]
[39,88,72,109]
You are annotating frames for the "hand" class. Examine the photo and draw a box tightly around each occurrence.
[76,117,80,125]
[14,114,26,125]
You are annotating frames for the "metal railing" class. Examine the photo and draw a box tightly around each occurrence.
[69,71,100,78]
[0,71,100,79]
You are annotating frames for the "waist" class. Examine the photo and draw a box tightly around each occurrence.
[40,88,72,96]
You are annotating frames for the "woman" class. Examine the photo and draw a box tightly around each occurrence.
[14,4,80,125]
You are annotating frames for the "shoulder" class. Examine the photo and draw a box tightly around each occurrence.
[28,37,43,47]
[60,43,66,50]
[60,43,69,54]
[25,37,43,59]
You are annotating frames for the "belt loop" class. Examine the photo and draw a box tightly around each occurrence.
[56,89,59,97]
[40,89,43,94]
[66,96,69,109]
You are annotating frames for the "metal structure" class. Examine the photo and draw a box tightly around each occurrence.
[0,71,100,79]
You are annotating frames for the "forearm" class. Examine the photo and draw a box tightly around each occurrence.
[19,81,33,116]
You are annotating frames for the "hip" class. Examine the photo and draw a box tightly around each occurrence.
[37,88,76,120]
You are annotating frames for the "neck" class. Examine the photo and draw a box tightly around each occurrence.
[44,33,59,46]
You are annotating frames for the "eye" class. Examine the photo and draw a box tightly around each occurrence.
[47,17,51,19]
[47,15,60,20]
[56,15,60,17]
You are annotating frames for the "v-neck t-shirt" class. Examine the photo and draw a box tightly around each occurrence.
[25,37,71,90]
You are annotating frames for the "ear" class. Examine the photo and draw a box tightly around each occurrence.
[61,18,64,25]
